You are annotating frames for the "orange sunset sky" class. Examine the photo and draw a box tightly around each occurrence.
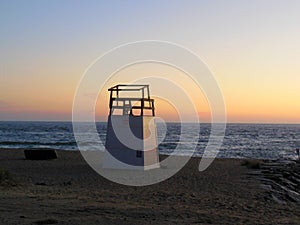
[1,1,300,123]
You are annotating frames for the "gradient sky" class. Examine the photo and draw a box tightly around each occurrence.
[1,0,300,123]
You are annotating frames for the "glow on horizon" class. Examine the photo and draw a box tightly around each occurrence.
[1,1,300,123]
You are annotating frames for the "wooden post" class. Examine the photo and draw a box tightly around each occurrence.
[109,90,113,115]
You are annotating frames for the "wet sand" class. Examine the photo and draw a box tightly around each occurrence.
[0,149,299,225]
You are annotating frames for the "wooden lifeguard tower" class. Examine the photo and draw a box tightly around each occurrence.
[103,84,160,170]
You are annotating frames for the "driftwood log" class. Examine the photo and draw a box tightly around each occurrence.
[24,149,57,160]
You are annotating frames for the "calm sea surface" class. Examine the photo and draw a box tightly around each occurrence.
[0,121,299,160]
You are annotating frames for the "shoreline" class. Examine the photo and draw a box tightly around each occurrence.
[0,147,297,161]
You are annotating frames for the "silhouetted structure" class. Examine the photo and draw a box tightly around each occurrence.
[103,84,160,170]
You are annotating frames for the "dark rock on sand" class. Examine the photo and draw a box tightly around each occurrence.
[24,149,57,160]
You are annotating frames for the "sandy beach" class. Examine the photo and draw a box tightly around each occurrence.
[0,149,299,225]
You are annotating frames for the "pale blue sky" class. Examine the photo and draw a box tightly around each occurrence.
[1,0,300,122]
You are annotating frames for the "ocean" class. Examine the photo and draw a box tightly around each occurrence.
[0,121,299,160]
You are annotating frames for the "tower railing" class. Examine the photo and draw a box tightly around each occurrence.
[108,84,155,116]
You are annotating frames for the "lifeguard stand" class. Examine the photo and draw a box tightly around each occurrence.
[103,84,160,170]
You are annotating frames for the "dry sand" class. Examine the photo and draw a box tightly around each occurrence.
[0,149,299,225]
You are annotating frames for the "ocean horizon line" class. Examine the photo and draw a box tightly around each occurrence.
[0,120,299,125]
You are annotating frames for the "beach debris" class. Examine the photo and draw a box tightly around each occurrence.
[35,182,47,186]
[24,149,57,160]
[0,167,15,186]
[241,159,262,169]
[33,218,58,224]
